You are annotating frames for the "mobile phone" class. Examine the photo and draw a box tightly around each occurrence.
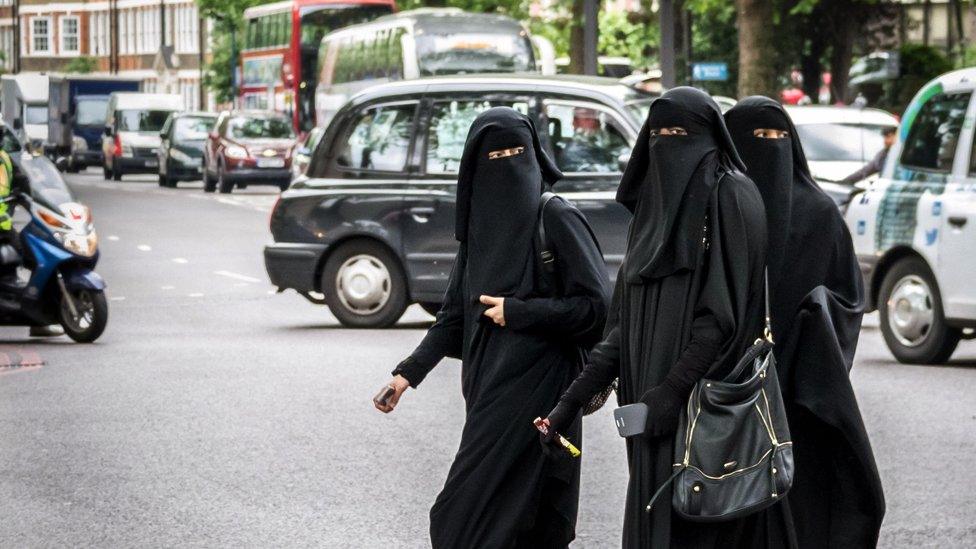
[613,403,648,438]
[373,385,396,407]
[533,417,581,458]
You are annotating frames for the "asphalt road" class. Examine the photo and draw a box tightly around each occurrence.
[0,170,973,547]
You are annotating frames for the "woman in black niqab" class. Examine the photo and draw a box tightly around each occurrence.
[545,87,769,548]
[725,96,885,548]
[376,107,611,548]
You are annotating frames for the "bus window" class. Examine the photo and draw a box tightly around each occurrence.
[415,30,534,76]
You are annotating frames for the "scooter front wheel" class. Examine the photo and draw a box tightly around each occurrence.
[59,288,108,343]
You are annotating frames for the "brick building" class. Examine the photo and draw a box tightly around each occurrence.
[1,0,211,109]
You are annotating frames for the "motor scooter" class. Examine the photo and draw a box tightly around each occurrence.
[0,191,107,342]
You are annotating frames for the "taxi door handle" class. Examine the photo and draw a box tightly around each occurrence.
[948,216,967,228]
[409,206,435,223]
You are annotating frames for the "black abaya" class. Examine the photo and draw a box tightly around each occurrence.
[394,108,611,548]
[551,88,769,548]
[725,96,885,548]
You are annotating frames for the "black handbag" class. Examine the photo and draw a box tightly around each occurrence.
[645,271,794,522]
[536,191,616,416]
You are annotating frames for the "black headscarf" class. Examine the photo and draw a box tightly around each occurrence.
[454,107,562,299]
[616,87,745,283]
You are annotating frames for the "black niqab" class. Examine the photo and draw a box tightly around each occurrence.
[726,96,885,547]
[454,107,561,300]
[617,87,745,282]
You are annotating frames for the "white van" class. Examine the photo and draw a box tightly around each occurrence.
[314,8,537,128]
[101,93,184,180]
[846,67,976,364]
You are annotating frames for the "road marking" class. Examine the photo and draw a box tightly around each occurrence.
[109,296,126,301]
[214,270,261,283]
[161,285,175,290]
[171,258,188,264]
[188,293,204,298]
[137,244,152,252]
[107,235,120,241]
[0,347,44,376]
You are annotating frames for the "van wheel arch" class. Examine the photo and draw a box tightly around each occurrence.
[870,246,924,311]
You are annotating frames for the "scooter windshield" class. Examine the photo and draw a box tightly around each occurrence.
[15,153,75,211]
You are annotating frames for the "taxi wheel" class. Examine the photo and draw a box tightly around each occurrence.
[217,164,234,194]
[878,256,961,364]
[322,240,408,328]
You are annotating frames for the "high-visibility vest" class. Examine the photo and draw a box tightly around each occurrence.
[0,150,13,230]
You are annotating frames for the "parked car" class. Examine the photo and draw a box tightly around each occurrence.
[786,105,898,185]
[157,112,217,187]
[845,67,976,364]
[203,110,296,194]
[266,74,657,327]
[292,126,325,178]
[101,93,185,180]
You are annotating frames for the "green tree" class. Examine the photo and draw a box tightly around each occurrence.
[64,56,98,74]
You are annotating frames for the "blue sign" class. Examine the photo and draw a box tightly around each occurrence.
[692,62,729,82]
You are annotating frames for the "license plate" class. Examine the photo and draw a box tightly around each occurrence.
[256,158,284,168]
[145,159,158,167]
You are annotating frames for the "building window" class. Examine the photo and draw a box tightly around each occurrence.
[31,17,51,54]
[60,16,80,55]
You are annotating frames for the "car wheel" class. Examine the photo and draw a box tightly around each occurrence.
[158,173,167,187]
[322,240,408,328]
[878,256,961,364]
[217,164,233,194]
[203,169,216,192]
[419,302,441,317]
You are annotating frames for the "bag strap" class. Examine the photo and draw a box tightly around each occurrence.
[763,267,773,344]
[645,465,685,513]
[537,191,559,278]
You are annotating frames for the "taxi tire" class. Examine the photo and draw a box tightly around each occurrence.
[217,164,234,194]
[321,240,408,328]
[878,256,961,364]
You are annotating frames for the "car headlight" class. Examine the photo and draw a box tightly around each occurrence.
[170,149,194,163]
[225,145,248,159]
[71,135,88,152]
[121,143,133,157]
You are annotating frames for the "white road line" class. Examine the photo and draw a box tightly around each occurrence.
[107,235,120,241]
[213,270,261,283]
[137,244,152,252]
[161,285,175,290]
[188,293,204,298]
[109,296,126,301]
[171,258,188,264]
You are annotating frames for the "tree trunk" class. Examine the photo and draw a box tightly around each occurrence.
[800,28,825,103]
[736,0,778,97]
[569,0,585,74]
[828,10,856,104]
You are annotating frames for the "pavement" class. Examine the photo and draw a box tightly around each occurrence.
[0,170,973,547]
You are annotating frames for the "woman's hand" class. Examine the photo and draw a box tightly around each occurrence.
[373,375,411,414]
[479,295,505,326]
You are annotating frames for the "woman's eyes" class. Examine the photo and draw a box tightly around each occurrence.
[752,129,789,139]
[650,127,688,137]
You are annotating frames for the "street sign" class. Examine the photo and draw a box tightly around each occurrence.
[692,62,729,82]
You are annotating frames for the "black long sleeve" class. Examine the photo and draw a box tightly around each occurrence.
[392,246,467,387]
[504,199,610,342]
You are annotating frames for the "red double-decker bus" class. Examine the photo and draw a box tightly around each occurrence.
[239,0,395,133]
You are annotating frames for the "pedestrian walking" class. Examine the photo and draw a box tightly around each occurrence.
[374,107,611,548]
[725,96,885,547]
[543,87,769,548]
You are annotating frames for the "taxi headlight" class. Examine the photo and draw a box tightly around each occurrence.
[121,144,134,158]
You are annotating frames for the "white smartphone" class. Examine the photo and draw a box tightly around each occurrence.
[613,403,648,438]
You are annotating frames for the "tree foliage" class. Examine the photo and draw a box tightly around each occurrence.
[64,56,98,74]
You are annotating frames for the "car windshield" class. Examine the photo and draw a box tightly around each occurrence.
[118,109,172,133]
[416,31,535,76]
[24,105,47,125]
[794,123,891,162]
[229,116,295,139]
[174,117,214,141]
[76,98,109,126]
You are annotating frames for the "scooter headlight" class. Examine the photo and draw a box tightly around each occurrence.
[63,230,98,257]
